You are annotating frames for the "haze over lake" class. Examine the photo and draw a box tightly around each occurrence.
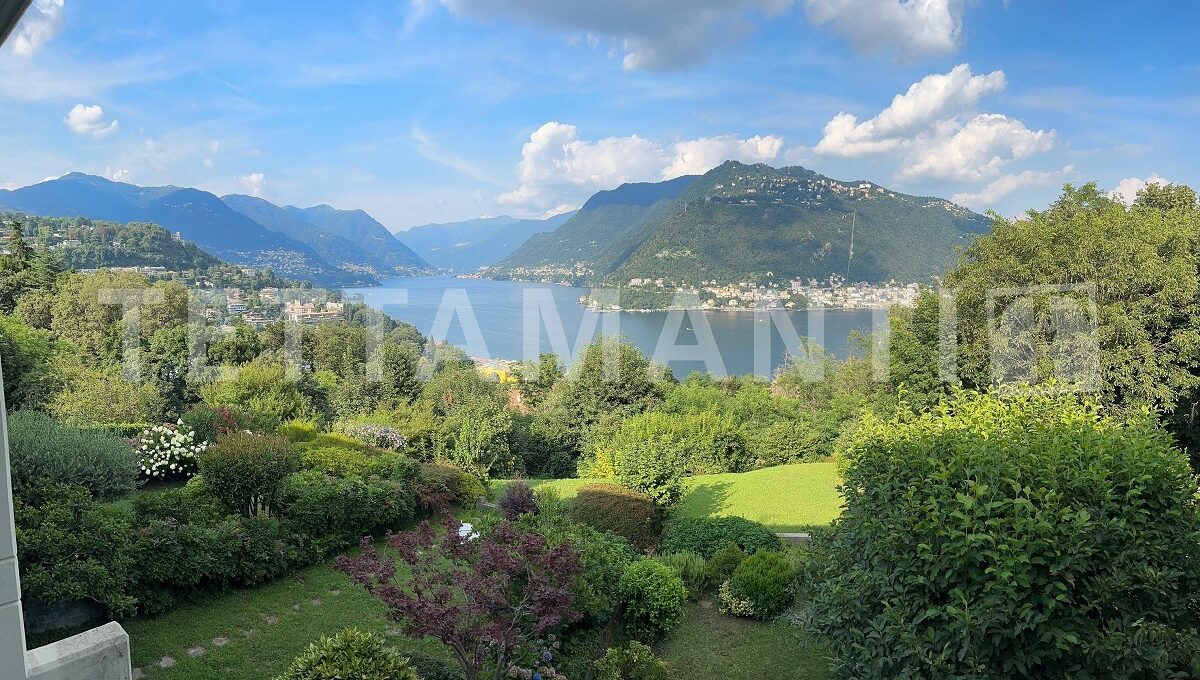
[346,276,885,377]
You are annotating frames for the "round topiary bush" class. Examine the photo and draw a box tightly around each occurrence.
[807,388,1200,679]
[619,559,687,641]
[197,433,298,517]
[659,516,782,558]
[276,628,419,680]
[705,543,747,584]
[728,549,795,618]
[569,483,661,551]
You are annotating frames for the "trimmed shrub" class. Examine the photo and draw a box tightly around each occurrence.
[497,479,538,520]
[276,628,419,680]
[569,483,660,551]
[807,389,1200,679]
[705,543,746,584]
[594,642,670,680]
[413,463,485,510]
[728,550,795,618]
[8,410,139,502]
[660,516,782,559]
[14,484,136,617]
[197,433,298,517]
[278,470,416,557]
[298,445,417,482]
[619,560,687,641]
[657,552,709,600]
[278,418,319,443]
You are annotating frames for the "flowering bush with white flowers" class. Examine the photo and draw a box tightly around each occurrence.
[134,421,208,479]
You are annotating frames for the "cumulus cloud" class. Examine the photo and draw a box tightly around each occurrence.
[63,104,119,139]
[816,64,1054,182]
[440,0,794,70]
[10,0,65,57]
[240,172,266,198]
[1110,174,1170,206]
[499,122,784,211]
[899,114,1054,181]
[816,64,1005,157]
[804,0,964,61]
[952,164,1074,207]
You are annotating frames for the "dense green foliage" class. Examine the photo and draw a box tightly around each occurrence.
[657,552,709,600]
[7,410,139,501]
[276,628,419,680]
[807,388,1200,678]
[14,484,136,616]
[705,543,747,585]
[568,483,660,551]
[660,516,783,559]
[594,642,670,680]
[619,559,688,641]
[728,550,795,618]
[198,433,299,517]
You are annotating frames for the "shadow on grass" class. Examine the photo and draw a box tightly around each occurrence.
[675,481,733,518]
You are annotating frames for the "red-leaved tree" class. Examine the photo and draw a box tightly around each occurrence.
[336,513,583,680]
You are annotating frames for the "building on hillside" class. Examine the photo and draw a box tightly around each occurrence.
[284,301,344,324]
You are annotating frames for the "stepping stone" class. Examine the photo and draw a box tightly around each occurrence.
[330,589,341,597]
[241,629,257,638]
[187,646,205,658]
[310,598,322,606]
[291,604,301,613]
[159,656,176,669]
[265,615,279,625]
[132,669,144,680]
[699,599,714,609]
[213,637,230,647]
[385,627,402,637]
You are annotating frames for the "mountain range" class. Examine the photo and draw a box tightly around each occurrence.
[0,173,432,286]
[488,161,992,286]
[401,212,575,272]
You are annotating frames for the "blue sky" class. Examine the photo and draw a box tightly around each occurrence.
[2,0,1197,230]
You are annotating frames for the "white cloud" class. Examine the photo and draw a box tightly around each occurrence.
[663,135,784,177]
[952,164,1074,207]
[499,122,784,211]
[1111,174,1170,206]
[899,114,1055,181]
[240,173,266,198]
[816,64,1005,157]
[440,0,795,70]
[10,0,65,57]
[805,0,964,61]
[815,64,1054,182]
[63,104,119,139]
[106,167,134,183]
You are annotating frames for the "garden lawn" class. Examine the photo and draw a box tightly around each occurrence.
[658,602,836,680]
[123,551,452,680]
[515,462,842,532]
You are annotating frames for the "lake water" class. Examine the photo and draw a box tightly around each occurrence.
[345,276,885,377]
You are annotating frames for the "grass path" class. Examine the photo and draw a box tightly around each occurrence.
[519,462,842,532]
[123,553,450,680]
[659,602,836,679]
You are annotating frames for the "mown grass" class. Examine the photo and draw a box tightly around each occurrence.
[123,547,452,680]
[658,602,836,679]
[512,462,843,532]
[126,463,842,678]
